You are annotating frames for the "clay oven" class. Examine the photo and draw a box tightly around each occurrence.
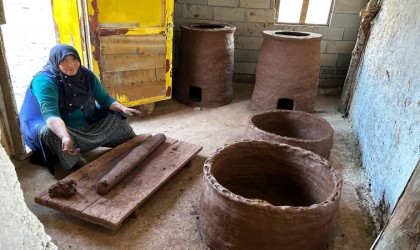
[250,30,322,113]
[174,23,236,107]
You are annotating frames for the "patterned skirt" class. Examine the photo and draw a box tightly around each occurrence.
[40,113,136,170]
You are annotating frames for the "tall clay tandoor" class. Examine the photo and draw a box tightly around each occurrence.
[250,30,322,113]
[174,24,235,107]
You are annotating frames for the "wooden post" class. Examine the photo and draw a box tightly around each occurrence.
[0,0,5,25]
[338,0,380,116]
[371,159,420,249]
[299,0,310,24]
[0,25,26,157]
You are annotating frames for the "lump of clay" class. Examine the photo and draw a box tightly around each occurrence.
[48,179,77,198]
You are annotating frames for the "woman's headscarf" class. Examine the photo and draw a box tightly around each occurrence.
[43,44,82,75]
[42,44,91,114]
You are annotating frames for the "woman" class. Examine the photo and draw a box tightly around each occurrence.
[19,44,144,179]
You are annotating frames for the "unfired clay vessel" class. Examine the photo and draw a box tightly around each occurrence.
[174,24,235,107]
[250,30,322,112]
[245,109,334,158]
[199,140,342,250]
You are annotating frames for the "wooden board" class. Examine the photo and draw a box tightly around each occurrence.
[35,134,202,230]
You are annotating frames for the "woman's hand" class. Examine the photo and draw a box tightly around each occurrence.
[61,136,80,156]
[110,101,145,118]
[46,117,80,156]
[121,107,145,118]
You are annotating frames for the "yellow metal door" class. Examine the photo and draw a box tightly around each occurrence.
[51,0,88,65]
[52,0,173,107]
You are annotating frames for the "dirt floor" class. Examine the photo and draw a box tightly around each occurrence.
[3,1,379,248]
[14,84,378,249]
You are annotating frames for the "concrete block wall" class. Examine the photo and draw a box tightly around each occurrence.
[173,0,368,95]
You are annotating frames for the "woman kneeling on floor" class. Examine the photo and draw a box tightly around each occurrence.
[19,44,144,179]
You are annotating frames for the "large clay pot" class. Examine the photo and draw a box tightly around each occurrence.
[245,109,334,158]
[174,23,235,107]
[250,30,322,112]
[199,140,342,250]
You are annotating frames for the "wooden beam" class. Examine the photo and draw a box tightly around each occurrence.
[299,0,310,24]
[276,0,281,21]
[371,158,420,249]
[339,0,380,115]
[0,104,12,154]
[35,134,203,230]
[0,0,5,25]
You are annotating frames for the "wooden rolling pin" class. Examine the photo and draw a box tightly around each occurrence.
[96,133,166,195]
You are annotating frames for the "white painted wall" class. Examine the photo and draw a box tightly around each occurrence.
[350,0,420,214]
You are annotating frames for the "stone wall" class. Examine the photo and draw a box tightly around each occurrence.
[173,0,368,95]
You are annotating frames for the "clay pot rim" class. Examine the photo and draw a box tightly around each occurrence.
[263,30,322,40]
[181,23,236,32]
[203,140,343,212]
[249,109,334,143]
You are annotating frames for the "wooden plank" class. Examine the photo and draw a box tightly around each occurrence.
[100,35,166,55]
[35,152,132,224]
[101,53,165,72]
[372,159,420,249]
[102,67,165,86]
[89,139,196,226]
[299,0,310,24]
[96,133,167,195]
[35,134,151,207]
[100,34,166,44]
[34,135,158,221]
[155,67,166,81]
[107,82,167,101]
[72,138,202,229]
[80,138,178,227]
[35,136,202,230]
[0,0,5,25]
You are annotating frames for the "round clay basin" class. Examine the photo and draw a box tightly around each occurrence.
[199,140,342,250]
[245,110,334,158]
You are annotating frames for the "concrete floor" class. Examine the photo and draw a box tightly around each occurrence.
[15,83,378,249]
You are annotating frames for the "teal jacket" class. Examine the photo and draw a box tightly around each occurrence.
[18,67,116,167]
[31,69,116,128]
